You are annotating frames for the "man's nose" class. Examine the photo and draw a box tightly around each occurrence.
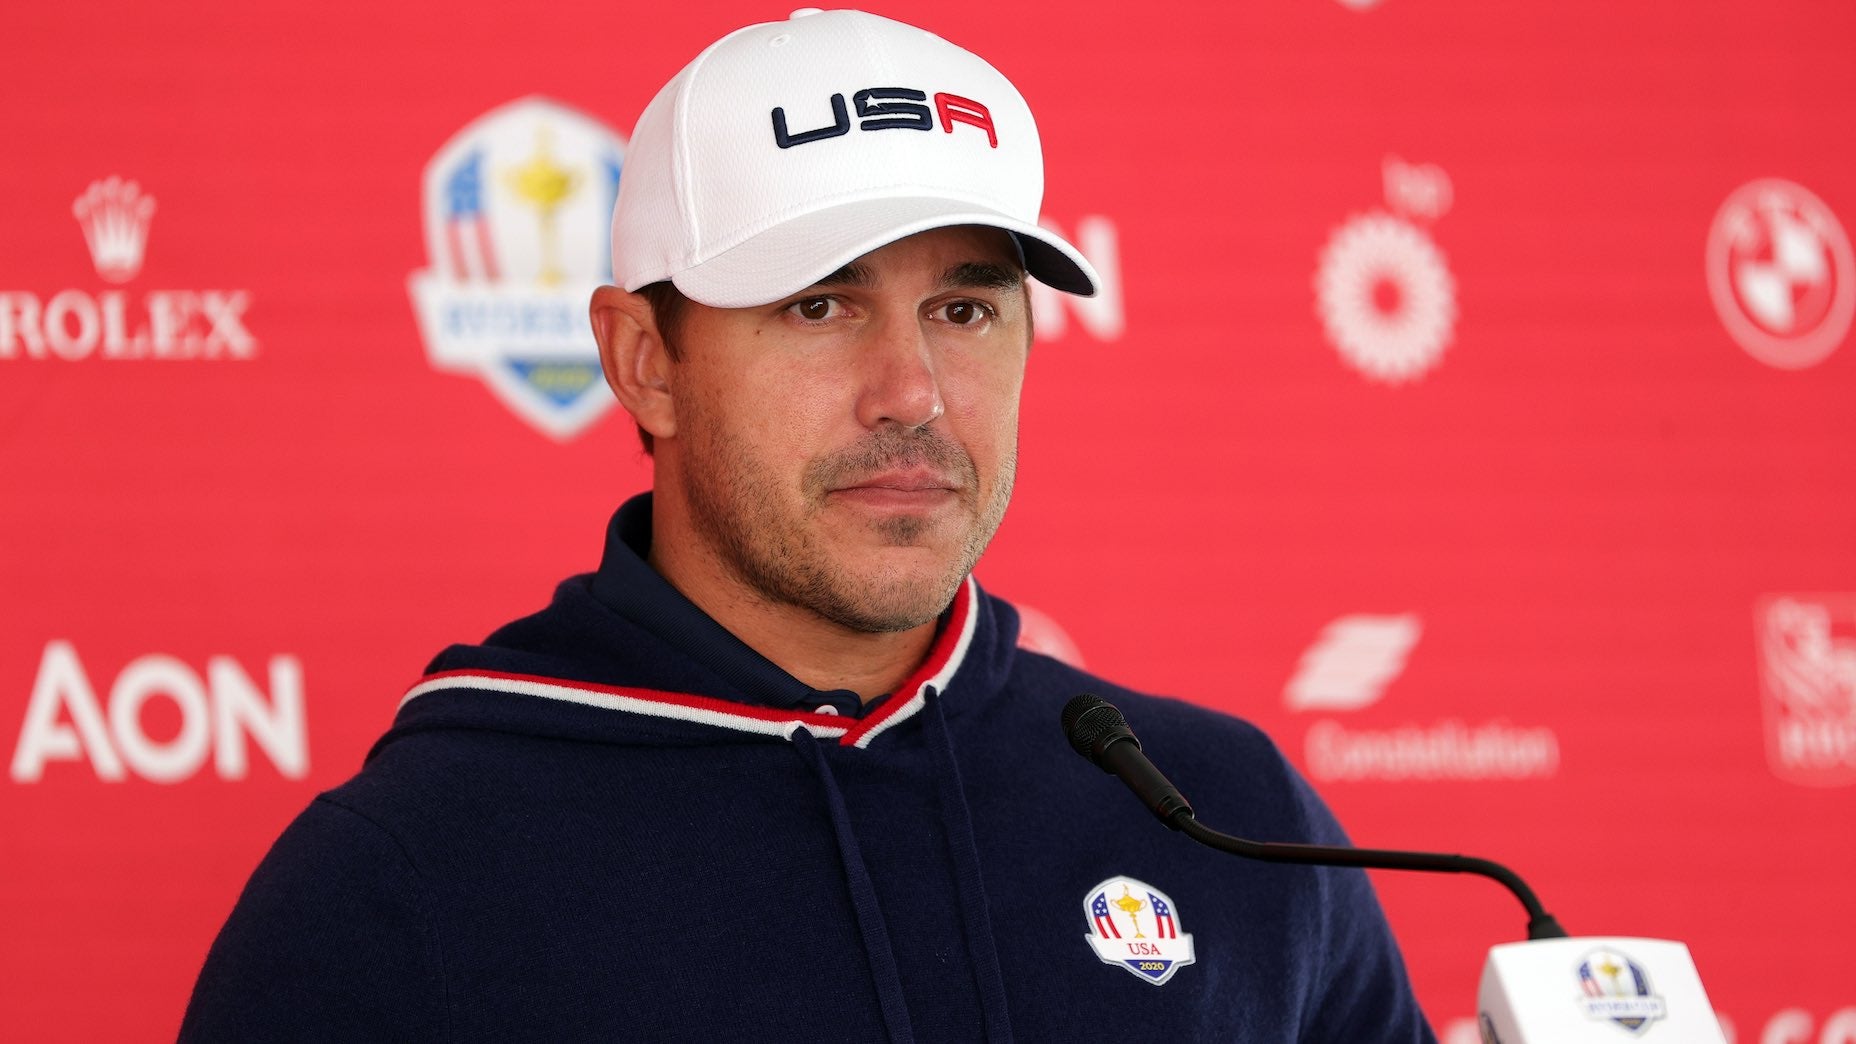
[855,312,945,430]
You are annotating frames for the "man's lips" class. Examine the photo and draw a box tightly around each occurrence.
[827,469,963,509]
[832,468,960,494]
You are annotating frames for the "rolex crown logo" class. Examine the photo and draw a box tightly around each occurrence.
[72,176,156,284]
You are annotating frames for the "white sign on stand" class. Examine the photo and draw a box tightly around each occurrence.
[1477,937,1726,1043]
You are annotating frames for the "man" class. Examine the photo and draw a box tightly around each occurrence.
[182,10,1435,1041]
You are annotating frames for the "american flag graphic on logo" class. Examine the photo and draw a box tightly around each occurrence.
[442,150,500,281]
[1149,892,1177,939]
[1091,892,1121,939]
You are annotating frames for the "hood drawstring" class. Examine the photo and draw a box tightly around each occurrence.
[789,725,916,1044]
[922,685,1015,1044]
[787,685,1014,1044]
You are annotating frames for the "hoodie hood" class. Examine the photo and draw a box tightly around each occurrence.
[367,492,1025,1043]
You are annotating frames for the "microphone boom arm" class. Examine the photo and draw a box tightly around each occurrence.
[1171,810,1567,940]
[1062,693,1567,941]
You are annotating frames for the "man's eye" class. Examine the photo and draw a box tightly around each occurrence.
[789,297,838,321]
[938,301,993,326]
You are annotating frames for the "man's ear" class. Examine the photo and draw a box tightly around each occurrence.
[590,285,676,442]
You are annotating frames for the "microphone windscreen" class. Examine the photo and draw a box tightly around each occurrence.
[1061,693,1138,764]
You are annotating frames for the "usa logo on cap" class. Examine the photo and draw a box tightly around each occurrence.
[408,97,624,440]
[1082,876,1196,985]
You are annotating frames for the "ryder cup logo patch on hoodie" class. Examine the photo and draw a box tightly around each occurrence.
[1082,876,1196,985]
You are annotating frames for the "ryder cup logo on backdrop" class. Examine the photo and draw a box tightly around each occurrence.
[1706,179,1854,370]
[1575,949,1667,1034]
[1314,156,1459,384]
[408,97,624,440]
[1755,594,1856,787]
[1082,876,1195,985]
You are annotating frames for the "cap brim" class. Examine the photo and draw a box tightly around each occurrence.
[669,196,1098,307]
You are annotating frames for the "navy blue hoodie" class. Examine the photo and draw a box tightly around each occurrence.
[181,495,1435,1042]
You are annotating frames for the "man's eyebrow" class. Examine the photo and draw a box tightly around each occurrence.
[811,262,876,289]
[939,261,1025,292]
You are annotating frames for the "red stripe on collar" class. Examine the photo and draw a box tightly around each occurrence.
[839,576,978,748]
[399,577,978,749]
[400,669,855,740]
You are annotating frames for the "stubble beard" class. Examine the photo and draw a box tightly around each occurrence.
[681,420,1015,634]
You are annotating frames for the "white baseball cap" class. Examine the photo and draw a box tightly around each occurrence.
[612,8,1099,307]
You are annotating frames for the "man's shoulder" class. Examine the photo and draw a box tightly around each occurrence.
[997,646,1331,839]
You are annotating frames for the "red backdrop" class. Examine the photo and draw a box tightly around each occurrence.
[4,2,1853,1040]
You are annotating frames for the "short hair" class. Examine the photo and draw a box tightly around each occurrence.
[632,281,687,455]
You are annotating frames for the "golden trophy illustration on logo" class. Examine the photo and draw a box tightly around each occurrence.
[506,127,580,287]
[1114,884,1147,939]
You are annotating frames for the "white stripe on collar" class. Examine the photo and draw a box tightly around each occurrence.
[399,577,980,749]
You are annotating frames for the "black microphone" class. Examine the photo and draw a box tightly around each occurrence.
[1061,693,1568,941]
[1060,689,1195,825]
